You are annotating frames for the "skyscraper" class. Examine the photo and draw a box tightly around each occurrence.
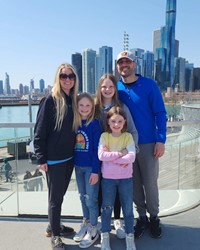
[72,52,83,93]
[143,51,154,79]
[154,0,177,89]
[82,49,96,94]
[95,46,113,87]
[174,57,186,91]
[19,83,24,95]
[0,80,3,95]
[165,0,176,85]
[30,79,34,93]
[39,79,45,93]
[4,72,11,95]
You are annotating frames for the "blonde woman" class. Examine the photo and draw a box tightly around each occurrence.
[34,63,78,250]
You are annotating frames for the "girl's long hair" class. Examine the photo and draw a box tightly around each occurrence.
[52,63,79,130]
[73,92,95,132]
[95,74,121,118]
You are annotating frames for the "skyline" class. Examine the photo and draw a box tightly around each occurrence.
[0,0,200,89]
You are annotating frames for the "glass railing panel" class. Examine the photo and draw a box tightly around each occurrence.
[178,138,200,189]
[0,121,200,217]
[0,128,19,216]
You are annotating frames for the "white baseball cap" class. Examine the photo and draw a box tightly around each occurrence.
[116,51,136,63]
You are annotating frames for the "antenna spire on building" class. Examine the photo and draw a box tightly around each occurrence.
[123,31,129,51]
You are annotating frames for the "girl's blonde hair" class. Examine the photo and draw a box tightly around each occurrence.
[52,63,79,131]
[73,92,95,131]
[95,74,121,118]
[105,106,127,133]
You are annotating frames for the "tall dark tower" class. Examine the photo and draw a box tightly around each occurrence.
[154,0,176,90]
[165,0,176,86]
[72,52,82,93]
[4,72,11,95]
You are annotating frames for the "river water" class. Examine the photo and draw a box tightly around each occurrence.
[0,105,39,147]
[0,104,181,147]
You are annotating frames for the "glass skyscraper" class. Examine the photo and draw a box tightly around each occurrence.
[82,49,96,94]
[72,52,83,93]
[165,0,176,85]
[154,0,176,89]
[4,72,11,95]
[39,79,45,93]
[95,46,113,88]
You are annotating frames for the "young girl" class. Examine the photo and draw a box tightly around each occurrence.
[98,106,136,250]
[73,92,101,249]
[95,74,138,239]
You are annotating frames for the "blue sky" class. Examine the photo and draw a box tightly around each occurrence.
[0,0,199,89]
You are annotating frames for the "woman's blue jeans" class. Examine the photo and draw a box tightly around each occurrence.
[101,177,134,234]
[75,166,99,226]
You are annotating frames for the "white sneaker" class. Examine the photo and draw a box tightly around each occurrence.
[97,216,102,232]
[101,232,111,250]
[114,219,126,239]
[73,220,88,242]
[126,233,136,250]
[79,224,99,248]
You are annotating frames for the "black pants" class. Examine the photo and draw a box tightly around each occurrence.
[46,161,74,236]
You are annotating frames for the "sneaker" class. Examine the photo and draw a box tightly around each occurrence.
[51,236,65,250]
[46,223,74,237]
[126,233,136,250]
[79,224,99,248]
[101,232,111,250]
[149,217,162,238]
[134,216,149,239]
[73,221,88,242]
[97,216,102,232]
[113,219,126,239]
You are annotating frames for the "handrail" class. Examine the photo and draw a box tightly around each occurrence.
[0,123,35,128]
[1,120,200,128]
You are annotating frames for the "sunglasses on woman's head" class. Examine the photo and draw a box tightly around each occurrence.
[59,73,76,80]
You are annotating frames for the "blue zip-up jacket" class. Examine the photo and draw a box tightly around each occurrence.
[117,75,167,144]
[74,119,101,174]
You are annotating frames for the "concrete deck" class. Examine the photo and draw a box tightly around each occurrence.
[0,204,200,250]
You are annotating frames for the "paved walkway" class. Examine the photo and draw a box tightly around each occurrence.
[0,204,200,250]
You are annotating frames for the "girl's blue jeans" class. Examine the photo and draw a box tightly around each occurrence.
[101,177,134,234]
[75,166,99,226]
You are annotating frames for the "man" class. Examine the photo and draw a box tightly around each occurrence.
[3,158,12,182]
[116,51,167,239]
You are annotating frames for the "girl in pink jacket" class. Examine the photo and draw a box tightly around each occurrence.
[98,106,136,250]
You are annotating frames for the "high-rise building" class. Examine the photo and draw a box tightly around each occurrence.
[174,57,186,91]
[82,49,96,94]
[39,79,45,93]
[72,52,82,93]
[23,85,29,95]
[185,63,194,91]
[4,72,11,95]
[193,68,200,91]
[131,48,145,75]
[0,80,3,95]
[19,83,23,95]
[143,51,154,79]
[95,46,113,87]
[165,0,176,85]
[30,79,34,93]
[154,0,177,89]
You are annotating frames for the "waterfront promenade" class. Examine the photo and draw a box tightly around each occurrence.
[0,205,200,250]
